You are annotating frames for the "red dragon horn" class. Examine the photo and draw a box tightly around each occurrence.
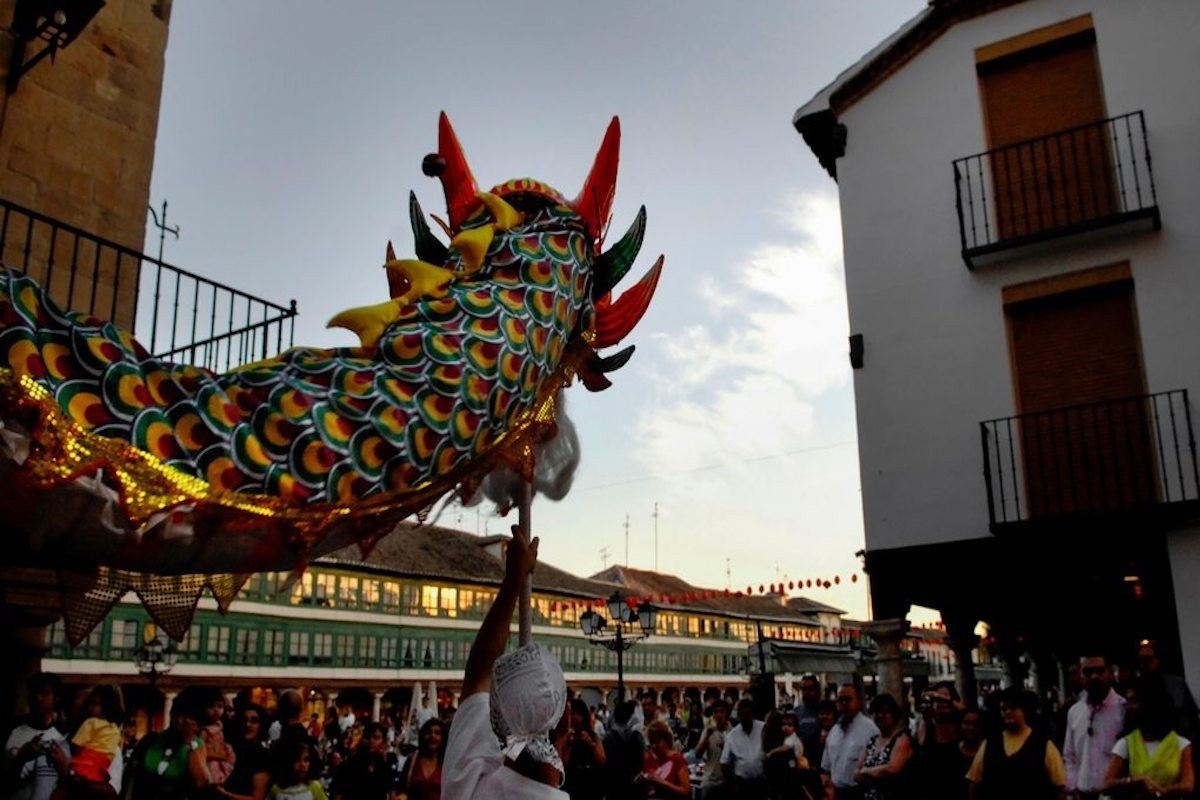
[424,112,480,233]
[573,116,621,248]
[592,255,663,349]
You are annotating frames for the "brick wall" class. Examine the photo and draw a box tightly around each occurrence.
[0,0,170,328]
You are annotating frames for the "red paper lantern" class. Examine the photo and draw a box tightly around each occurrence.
[834,576,841,585]
[758,584,764,594]
[823,581,831,589]
[851,574,858,583]
[806,580,812,588]
[788,581,794,590]
[735,591,744,598]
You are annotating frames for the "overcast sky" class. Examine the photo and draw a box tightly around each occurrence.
[147,1,928,619]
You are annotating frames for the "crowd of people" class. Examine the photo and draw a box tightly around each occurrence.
[5,523,1199,800]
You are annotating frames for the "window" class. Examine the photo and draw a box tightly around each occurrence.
[334,634,355,666]
[314,574,335,607]
[109,619,139,658]
[338,577,360,608]
[263,629,285,665]
[420,586,439,616]
[380,638,398,668]
[402,583,422,615]
[288,631,310,665]
[381,582,400,612]
[207,626,231,661]
[291,574,313,606]
[359,636,378,667]
[313,633,333,665]
[362,580,380,609]
[233,628,258,665]
[438,587,458,618]
[178,624,202,659]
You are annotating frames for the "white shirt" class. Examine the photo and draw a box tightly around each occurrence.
[719,720,765,781]
[442,692,568,800]
[4,724,68,800]
[1112,733,1192,759]
[821,713,880,789]
[1063,689,1125,793]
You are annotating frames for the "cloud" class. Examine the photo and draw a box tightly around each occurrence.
[633,188,849,477]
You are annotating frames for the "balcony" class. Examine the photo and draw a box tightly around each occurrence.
[954,112,1160,269]
[0,197,296,370]
[981,391,1200,533]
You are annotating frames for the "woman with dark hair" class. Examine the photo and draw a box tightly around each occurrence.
[1103,676,1195,799]
[218,703,270,800]
[855,693,914,800]
[123,687,210,800]
[330,722,398,800]
[396,718,444,800]
[561,698,605,800]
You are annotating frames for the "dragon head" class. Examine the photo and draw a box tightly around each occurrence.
[329,113,662,391]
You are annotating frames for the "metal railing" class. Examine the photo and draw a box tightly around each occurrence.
[954,111,1159,267]
[0,197,296,371]
[981,390,1200,527]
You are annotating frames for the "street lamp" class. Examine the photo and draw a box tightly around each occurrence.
[578,590,657,703]
[132,627,178,689]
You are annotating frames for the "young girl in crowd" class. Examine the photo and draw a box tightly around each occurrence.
[269,738,328,800]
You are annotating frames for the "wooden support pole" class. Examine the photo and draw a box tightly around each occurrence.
[518,481,533,646]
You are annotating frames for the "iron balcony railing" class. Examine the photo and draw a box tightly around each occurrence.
[0,197,296,371]
[954,111,1160,268]
[981,390,1200,529]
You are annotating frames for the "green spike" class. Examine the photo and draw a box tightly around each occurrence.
[592,206,646,299]
[409,191,449,265]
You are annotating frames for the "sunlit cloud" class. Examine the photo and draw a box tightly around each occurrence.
[633,188,849,477]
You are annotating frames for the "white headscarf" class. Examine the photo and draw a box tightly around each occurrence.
[489,643,567,780]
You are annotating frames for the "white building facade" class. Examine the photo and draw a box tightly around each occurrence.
[795,0,1200,700]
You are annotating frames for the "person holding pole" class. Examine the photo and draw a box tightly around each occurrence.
[442,524,570,799]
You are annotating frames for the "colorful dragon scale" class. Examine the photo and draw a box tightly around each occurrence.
[0,114,663,588]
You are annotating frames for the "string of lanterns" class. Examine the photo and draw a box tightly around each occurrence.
[549,572,865,615]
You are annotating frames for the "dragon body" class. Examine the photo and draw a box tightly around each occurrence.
[0,114,662,581]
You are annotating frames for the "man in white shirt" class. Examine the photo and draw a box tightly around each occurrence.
[442,524,569,799]
[821,684,880,800]
[1063,655,1124,800]
[720,698,765,797]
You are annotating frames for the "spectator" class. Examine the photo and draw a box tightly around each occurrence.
[200,687,237,789]
[440,524,569,798]
[1136,642,1200,746]
[822,684,879,800]
[965,687,1065,800]
[219,703,271,800]
[855,693,914,800]
[807,698,838,772]
[267,737,326,800]
[603,701,646,800]
[1102,675,1194,800]
[796,676,823,758]
[63,683,123,796]
[720,698,765,798]
[639,720,690,798]
[331,722,398,800]
[123,687,210,800]
[693,699,730,800]
[916,686,965,800]
[397,718,444,800]
[763,710,805,800]
[562,698,605,800]
[1063,654,1124,800]
[270,690,319,783]
[3,672,69,800]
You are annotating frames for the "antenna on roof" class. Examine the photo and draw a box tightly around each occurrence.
[726,557,732,590]
[600,546,610,569]
[652,502,659,572]
[623,514,630,566]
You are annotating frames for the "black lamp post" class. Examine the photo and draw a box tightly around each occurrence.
[132,629,178,689]
[6,0,107,93]
[579,590,657,703]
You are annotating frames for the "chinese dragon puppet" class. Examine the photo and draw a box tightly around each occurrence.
[0,114,662,637]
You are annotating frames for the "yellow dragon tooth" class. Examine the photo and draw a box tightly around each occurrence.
[476,191,524,231]
[448,226,495,273]
[326,299,403,348]
[385,259,457,306]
